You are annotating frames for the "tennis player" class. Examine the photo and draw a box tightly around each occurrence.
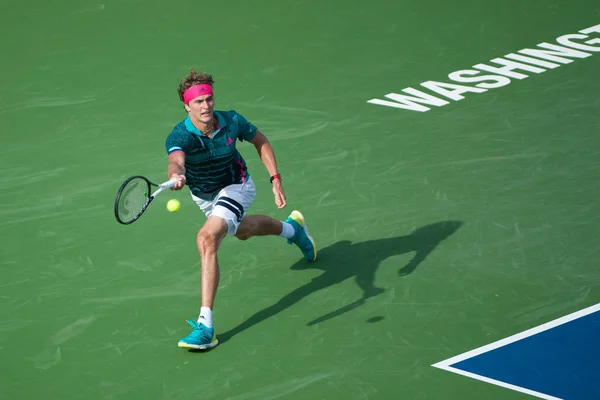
[165,70,317,350]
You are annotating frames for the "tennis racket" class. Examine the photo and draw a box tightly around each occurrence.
[114,176,177,225]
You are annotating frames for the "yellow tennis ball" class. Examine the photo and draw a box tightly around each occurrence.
[166,199,181,212]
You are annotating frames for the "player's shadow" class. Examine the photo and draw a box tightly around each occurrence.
[218,220,463,344]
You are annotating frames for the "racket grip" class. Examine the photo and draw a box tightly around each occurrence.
[161,179,179,188]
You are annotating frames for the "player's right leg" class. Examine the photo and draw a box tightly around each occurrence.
[178,215,226,350]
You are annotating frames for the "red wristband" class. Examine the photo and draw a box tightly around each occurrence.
[270,174,281,184]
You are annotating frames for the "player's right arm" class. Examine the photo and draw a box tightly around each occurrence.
[168,151,187,190]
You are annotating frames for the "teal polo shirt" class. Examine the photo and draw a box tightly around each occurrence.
[165,110,258,200]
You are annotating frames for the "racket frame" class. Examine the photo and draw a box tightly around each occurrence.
[114,175,177,225]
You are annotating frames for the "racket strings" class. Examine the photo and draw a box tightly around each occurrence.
[117,177,149,223]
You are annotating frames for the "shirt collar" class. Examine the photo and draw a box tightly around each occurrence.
[184,111,227,137]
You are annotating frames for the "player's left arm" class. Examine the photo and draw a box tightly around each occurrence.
[249,130,286,209]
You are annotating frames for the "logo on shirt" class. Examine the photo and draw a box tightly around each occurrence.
[227,138,235,146]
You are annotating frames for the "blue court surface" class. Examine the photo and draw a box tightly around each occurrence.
[433,304,600,400]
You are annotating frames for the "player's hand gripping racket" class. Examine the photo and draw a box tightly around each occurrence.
[114,176,177,224]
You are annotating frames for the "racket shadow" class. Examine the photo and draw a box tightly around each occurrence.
[218,220,463,344]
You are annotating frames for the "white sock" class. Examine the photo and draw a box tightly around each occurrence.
[198,307,213,328]
[280,221,295,239]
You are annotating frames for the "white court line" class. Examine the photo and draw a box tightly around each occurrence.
[432,303,600,399]
[438,366,562,400]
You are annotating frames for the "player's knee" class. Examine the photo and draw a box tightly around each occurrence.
[235,225,251,241]
[235,231,250,241]
[197,230,219,253]
[235,218,254,241]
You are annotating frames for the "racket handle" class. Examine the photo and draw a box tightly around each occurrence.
[160,179,178,189]
[150,178,179,198]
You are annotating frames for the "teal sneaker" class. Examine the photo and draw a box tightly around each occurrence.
[177,319,218,350]
[286,210,317,262]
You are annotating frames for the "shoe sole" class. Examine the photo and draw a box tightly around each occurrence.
[177,337,219,350]
[289,210,317,262]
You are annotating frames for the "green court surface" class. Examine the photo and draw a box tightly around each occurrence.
[1,1,599,399]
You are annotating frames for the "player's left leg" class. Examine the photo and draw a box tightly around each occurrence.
[234,215,282,238]
[236,211,317,262]
[217,177,317,262]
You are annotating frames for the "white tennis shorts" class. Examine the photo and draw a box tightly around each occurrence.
[191,177,256,235]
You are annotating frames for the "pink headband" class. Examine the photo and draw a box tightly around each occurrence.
[183,84,214,104]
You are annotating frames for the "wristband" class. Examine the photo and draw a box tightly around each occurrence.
[270,174,281,184]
